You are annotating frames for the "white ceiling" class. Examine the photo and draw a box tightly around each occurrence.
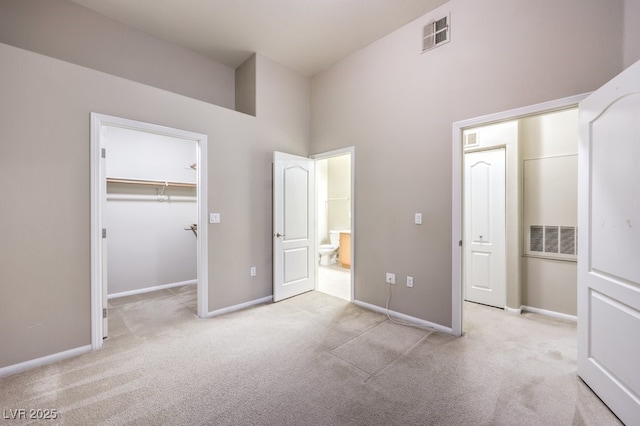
[69,0,448,76]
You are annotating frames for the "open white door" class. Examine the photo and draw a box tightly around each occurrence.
[463,148,506,308]
[578,59,640,425]
[273,152,315,302]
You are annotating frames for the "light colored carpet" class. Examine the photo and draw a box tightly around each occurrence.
[0,288,621,425]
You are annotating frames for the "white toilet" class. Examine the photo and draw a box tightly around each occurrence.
[319,230,340,265]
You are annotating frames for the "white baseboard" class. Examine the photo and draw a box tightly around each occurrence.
[0,345,92,378]
[108,280,197,299]
[504,306,522,315]
[521,305,577,322]
[353,300,453,335]
[206,296,273,318]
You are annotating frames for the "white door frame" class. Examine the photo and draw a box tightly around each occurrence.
[311,147,355,302]
[451,94,588,336]
[90,113,208,349]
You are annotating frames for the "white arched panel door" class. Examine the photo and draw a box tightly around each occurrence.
[463,148,506,308]
[273,152,315,302]
[578,59,640,425]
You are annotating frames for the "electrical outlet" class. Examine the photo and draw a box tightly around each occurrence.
[386,273,396,284]
[250,267,256,277]
[407,276,414,288]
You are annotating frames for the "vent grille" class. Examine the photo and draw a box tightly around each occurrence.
[465,132,478,147]
[422,15,450,53]
[530,226,543,252]
[529,225,577,259]
[544,226,559,253]
[560,227,576,255]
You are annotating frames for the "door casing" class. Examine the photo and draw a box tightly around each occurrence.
[451,93,588,336]
[90,113,208,349]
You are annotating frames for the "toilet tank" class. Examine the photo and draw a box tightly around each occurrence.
[329,230,340,247]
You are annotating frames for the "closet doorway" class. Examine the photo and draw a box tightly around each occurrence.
[312,148,354,302]
[90,114,208,349]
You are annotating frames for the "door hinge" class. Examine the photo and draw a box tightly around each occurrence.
[459,240,463,247]
[102,228,107,238]
[103,308,107,319]
[101,148,106,159]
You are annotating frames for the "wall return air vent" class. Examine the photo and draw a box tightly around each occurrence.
[422,14,450,53]
[528,225,577,260]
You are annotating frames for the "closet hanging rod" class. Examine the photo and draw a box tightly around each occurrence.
[106,177,196,188]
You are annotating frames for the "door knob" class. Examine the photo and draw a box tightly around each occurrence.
[275,233,285,238]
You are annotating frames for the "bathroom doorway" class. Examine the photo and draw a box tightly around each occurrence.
[312,148,354,301]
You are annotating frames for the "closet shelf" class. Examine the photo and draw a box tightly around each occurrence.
[106,177,196,188]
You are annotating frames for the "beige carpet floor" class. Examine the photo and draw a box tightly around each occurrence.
[0,288,621,425]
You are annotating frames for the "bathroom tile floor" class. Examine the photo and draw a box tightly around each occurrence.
[317,263,351,301]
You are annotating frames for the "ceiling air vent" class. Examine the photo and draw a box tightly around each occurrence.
[422,14,450,53]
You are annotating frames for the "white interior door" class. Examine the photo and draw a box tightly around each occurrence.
[577,60,640,425]
[273,151,315,302]
[464,148,506,308]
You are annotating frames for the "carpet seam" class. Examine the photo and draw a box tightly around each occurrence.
[364,329,434,383]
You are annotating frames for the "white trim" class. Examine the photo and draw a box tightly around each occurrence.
[107,280,197,299]
[0,345,92,378]
[504,306,522,315]
[353,300,453,335]
[90,114,103,350]
[451,93,589,337]
[206,296,273,317]
[310,146,356,302]
[521,305,577,322]
[91,113,209,351]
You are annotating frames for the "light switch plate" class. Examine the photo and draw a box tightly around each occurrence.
[407,276,414,288]
[209,213,220,223]
[414,213,422,225]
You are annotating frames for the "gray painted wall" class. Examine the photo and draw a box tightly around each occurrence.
[235,55,257,116]
[0,0,235,108]
[624,0,640,68]
[520,109,579,315]
[310,0,627,326]
[0,44,309,368]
